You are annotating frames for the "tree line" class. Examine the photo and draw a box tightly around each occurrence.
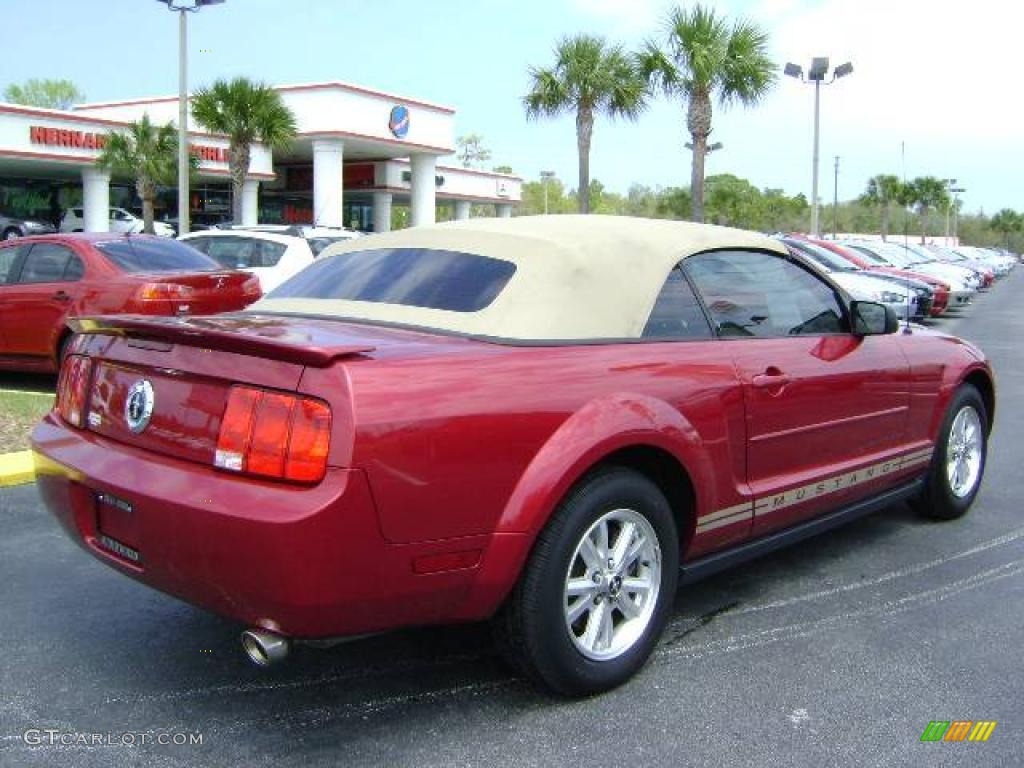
[511,169,1022,251]
[524,4,774,221]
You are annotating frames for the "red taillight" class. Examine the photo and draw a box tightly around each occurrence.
[247,392,295,477]
[136,282,194,301]
[214,387,260,471]
[285,398,332,482]
[56,355,93,428]
[214,385,331,483]
[241,275,262,297]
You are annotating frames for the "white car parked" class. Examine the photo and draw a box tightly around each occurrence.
[60,206,175,237]
[179,225,362,293]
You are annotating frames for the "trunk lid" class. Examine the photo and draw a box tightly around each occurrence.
[67,313,386,466]
[126,270,260,315]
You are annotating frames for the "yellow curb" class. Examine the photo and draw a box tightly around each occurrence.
[0,450,35,487]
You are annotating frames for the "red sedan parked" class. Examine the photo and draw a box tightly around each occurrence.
[33,217,993,695]
[0,233,260,372]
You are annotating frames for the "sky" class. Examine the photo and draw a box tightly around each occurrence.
[3,0,1020,214]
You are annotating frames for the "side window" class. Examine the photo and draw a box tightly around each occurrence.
[684,250,847,337]
[17,244,76,284]
[184,237,211,255]
[0,244,26,284]
[253,239,287,267]
[64,255,84,281]
[642,267,712,339]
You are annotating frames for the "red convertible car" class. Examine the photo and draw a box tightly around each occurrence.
[33,217,993,695]
[0,233,260,372]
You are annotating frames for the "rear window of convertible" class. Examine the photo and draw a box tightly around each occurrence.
[268,247,516,312]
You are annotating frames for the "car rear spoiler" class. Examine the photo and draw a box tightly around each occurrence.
[68,315,375,368]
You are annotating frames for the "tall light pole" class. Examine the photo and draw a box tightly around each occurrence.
[539,170,555,214]
[156,0,224,236]
[784,58,853,237]
[832,155,840,238]
[950,186,965,242]
[943,178,957,240]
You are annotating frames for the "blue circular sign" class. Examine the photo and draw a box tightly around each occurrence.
[389,105,410,139]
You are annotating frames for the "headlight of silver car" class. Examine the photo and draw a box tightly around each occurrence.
[876,291,907,304]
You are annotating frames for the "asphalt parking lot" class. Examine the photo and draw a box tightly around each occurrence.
[1,276,1021,768]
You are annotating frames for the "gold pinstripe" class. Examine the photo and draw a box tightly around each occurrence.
[696,446,935,533]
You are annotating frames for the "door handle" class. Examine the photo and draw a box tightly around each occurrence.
[52,290,71,302]
[752,369,791,388]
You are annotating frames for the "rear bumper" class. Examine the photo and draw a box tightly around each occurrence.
[32,414,519,638]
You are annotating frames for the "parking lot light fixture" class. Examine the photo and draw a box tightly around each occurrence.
[155,0,225,236]
[950,187,966,241]
[539,170,555,214]
[784,57,854,237]
[942,178,959,239]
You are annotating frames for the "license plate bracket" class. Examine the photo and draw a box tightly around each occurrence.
[95,492,141,563]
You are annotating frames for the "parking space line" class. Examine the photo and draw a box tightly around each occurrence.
[0,388,53,397]
[0,451,35,487]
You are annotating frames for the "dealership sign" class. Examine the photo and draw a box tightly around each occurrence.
[29,125,228,163]
[388,105,410,139]
[30,125,109,150]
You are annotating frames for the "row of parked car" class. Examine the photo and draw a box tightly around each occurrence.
[0,216,1016,375]
[779,235,1016,321]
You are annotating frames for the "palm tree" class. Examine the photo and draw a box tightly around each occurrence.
[639,4,775,222]
[860,174,904,241]
[96,114,187,234]
[990,209,1021,248]
[525,35,646,214]
[191,78,297,223]
[905,176,950,242]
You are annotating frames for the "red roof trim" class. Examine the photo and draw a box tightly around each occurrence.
[350,185,519,205]
[392,158,522,181]
[75,82,456,115]
[298,130,453,155]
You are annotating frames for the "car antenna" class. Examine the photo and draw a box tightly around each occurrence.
[900,141,912,335]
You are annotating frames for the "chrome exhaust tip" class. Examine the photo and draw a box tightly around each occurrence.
[241,628,290,667]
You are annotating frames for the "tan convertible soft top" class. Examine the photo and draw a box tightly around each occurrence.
[250,215,787,341]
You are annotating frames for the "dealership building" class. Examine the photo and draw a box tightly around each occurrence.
[0,81,521,233]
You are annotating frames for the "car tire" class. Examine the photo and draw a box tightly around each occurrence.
[915,384,988,520]
[2,228,20,240]
[498,467,679,696]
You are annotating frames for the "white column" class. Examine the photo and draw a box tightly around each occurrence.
[313,138,344,228]
[241,179,259,226]
[372,191,392,233]
[81,167,110,233]
[496,203,513,219]
[453,200,471,221]
[409,153,437,227]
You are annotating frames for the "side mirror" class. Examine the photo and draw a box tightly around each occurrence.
[851,300,899,336]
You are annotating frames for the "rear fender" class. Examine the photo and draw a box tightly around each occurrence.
[496,392,713,536]
[456,393,713,621]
